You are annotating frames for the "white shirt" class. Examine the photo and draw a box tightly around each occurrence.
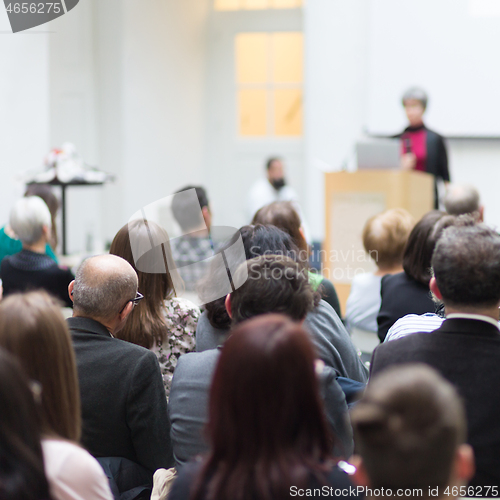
[247,178,298,221]
[345,273,382,333]
[42,439,113,500]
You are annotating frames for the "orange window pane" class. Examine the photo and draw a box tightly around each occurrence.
[214,0,241,9]
[271,0,302,8]
[242,0,270,9]
[272,32,303,83]
[274,88,302,136]
[239,89,267,136]
[236,33,268,84]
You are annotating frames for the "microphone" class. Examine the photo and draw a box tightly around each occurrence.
[403,137,412,154]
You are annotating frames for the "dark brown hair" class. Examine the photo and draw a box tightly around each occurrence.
[252,201,309,257]
[0,292,81,442]
[192,315,334,500]
[230,255,316,326]
[351,364,466,491]
[402,211,446,285]
[0,348,53,500]
[110,220,176,348]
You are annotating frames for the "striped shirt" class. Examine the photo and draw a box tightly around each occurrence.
[385,313,444,342]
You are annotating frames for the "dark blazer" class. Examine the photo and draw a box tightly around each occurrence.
[377,272,436,342]
[67,317,174,473]
[370,318,500,488]
[169,348,353,468]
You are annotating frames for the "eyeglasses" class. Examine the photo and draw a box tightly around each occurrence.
[119,291,144,314]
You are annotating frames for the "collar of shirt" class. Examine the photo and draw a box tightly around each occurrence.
[446,313,500,330]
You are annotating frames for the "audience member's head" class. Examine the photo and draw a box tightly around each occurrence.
[194,315,332,500]
[70,254,139,331]
[431,224,500,312]
[351,364,474,494]
[0,291,81,442]
[266,157,286,190]
[200,224,305,329]
[110,220,177,348]
[10,196,52,248]
[0,348,52,500]
[362,209,415,272]
[444,185,483,221]
[25,183,59,248]
[171,185,211,232]
[252,201,308,257]
[402,210,458,286]
[227,255,316,327]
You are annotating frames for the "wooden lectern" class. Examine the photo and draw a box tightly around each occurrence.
[323,170,434,313]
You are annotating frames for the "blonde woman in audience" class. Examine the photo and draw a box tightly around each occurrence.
[351,364,474,498]
[110,220,200,397]
[0,291,113,500]
[345,208,414,334]
[252,200,342,317]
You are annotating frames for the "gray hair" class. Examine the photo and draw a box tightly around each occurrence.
[10,196,52,245]
[432,224,500,308]
[402,87,428,109]
[444,185,480,217]
[72,256,138,321]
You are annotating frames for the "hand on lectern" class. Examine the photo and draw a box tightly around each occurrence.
[401,152,417,171]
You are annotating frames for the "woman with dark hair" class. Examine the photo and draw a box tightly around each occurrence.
[196,224,368,383]
[0,292,113,500]
[252,201,341,317]
[0,348,52,500]
[110,219,200,396]
[169,315,361,500]
[377,211,457,342]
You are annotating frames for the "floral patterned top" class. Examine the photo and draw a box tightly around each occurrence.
[151,297,200,397]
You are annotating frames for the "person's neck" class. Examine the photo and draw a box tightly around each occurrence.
[374,264,403,277]
[445,304,500,322]
[23,240,47,254]
[185,227,209,239]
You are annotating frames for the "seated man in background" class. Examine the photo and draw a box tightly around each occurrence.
[351,364,475,498]
[170,186,213,293]
[0,197,73,306]
[169,255,354,468]
[68,255,173,494]
[345,208,414,333]
[444,184,483,221]
[370,223,500,488]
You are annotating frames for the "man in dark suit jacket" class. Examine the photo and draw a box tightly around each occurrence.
[67,255,173,493]
[371,224,500,490]
[170,256,355,468]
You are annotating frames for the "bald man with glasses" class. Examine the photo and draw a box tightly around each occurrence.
[68,255,173,497]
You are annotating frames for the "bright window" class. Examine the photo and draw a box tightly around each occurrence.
[236,32,303,137]
[215,0,302,11]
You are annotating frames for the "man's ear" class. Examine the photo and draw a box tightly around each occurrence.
[429,277,443,300]
[349,455,370,487]
[225,294,232,319]
[119,301,134,322]
[68,281,75,303]
[478,206,485,223]
[454,444,475,484]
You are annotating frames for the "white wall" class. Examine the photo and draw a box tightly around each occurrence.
[303,0,500,240]
[0,8,50,226]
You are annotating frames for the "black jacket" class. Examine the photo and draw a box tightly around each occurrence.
[377,272,437,342]
[68,317,174,473]
[370,318,500,489]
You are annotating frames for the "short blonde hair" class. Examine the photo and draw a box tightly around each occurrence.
[362,209,415,268]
